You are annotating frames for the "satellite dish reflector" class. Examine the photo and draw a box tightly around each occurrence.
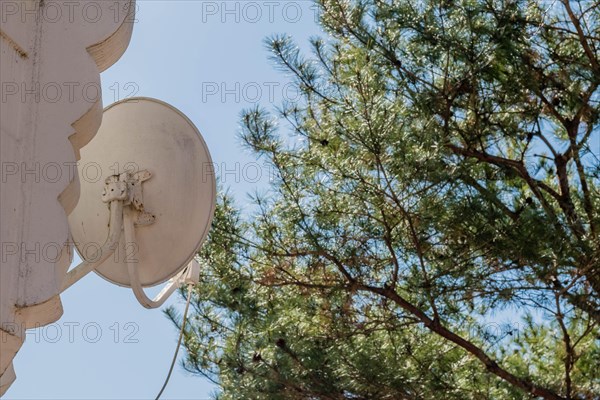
[67,97,215,294]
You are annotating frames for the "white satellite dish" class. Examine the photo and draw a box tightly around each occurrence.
[64,97,215,308]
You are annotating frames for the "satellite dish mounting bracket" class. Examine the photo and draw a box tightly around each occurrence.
[62,169,197,308]
[102,170,156,226]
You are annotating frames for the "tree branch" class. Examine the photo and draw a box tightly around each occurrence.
[358,284,566,400]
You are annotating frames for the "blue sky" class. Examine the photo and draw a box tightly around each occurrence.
[6,2,320,399]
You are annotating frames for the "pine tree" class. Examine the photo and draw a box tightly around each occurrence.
[167,1,600,398]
